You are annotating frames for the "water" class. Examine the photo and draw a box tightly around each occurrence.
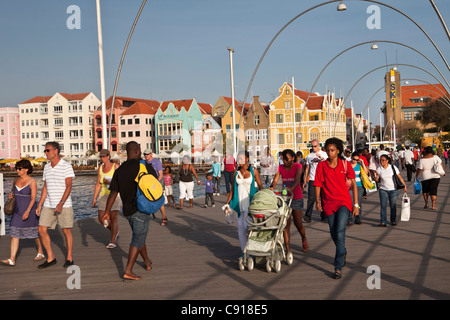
[1,173,215,234]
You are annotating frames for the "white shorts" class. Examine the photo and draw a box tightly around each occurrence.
[179,181,194,200]
[164,185,173,196]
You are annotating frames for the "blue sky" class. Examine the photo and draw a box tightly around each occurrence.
[0,0,449,127]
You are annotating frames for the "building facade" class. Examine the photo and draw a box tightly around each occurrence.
[18,92,100,158]
[0,107,21,159]
[269,82,346,158]
[244,96,269,161]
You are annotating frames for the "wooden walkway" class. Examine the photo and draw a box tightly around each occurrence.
[1,168,449,301]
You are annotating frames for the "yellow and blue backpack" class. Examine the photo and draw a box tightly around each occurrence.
[135,160,164,215]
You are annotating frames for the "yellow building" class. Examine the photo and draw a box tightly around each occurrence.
[269,82,346,158]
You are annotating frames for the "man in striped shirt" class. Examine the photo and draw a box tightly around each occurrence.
[37,141,75,269]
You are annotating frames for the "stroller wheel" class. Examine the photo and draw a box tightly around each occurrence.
[247,257,254,271]
[266,259,272,273]
[286,251,294,265]
[274,259,281,273]
[238,257,245,271]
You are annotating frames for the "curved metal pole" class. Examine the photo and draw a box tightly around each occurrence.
[429,0,450,42]
[107,0,147,151]
[238,0,450,152]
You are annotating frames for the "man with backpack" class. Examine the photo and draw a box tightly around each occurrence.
[104,141,158,280]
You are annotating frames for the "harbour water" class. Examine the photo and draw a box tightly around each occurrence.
[2,173,214,235]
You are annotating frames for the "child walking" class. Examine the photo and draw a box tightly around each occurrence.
[201,173,217,208]
[163,166,175,208]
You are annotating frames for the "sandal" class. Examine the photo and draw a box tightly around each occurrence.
[106,243,117,249]
[34,253,45,261]
[333,271,342,279]
[161,218,168,226]
[1,259,15,266]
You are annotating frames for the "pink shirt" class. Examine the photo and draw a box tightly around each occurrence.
[278,163,303,199]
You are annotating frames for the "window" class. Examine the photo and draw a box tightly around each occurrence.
[295,113,301,122]
[277,134,284,145]
[128,119,132,125]
[284,101,291,109]
[55,131,64,140]
[254,130,260,140]
[53,105,63,114]
[128,131,133,137]
[276,114,283,123]
[246,129,253,141]
[261,129,267,140]
[404,112,412,121]
[254,115,260,126]
[135,118,140,125]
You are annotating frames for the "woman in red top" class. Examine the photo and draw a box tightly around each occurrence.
[270,149,309,254]
[314,138,359,279]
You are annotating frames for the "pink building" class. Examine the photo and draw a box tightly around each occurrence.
[0,107,21,160]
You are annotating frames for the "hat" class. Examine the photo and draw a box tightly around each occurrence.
[143,148,153,155]
[99,149,110,157]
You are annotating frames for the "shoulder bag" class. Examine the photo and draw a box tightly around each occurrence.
[4,178,17,216]
[343,160,352,190]
[392,165,405,190]
[433,156,445,176]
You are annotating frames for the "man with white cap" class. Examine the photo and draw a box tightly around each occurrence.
[144,148,168,226]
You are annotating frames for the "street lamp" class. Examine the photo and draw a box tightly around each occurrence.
[227,47,237,159]
[337,1,347,11]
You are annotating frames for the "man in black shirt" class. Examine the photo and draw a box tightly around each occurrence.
[104,141,157,280]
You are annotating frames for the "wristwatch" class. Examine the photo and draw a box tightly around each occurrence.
[354,204,360,208]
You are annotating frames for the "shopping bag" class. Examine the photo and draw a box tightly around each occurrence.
[401,193,410,221]
[367,179,377,193]
[360,169,374,189]
[413,178,422,195]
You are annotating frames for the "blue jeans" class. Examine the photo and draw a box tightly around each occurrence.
[126,211,151,250]
[349,186,364,224]
[224,170,234,194]
[327,206,350,272]
[379,189,399,225]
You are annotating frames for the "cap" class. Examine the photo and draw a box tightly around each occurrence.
[99,149,110,157]
[143,148,153,155]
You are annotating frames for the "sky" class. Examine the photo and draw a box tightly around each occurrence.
[0,0,449,127]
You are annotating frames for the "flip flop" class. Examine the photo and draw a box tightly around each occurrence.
[1,259,15,266]
[161,218,168,226]
[34,253,45,261]
[106,243,117,249]
[123,273,142,280]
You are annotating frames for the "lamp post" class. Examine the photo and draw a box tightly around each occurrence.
[227,47,237,159]
[429,0,450,42]
[96,0,108,149]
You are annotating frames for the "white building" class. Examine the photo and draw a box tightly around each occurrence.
[18,92,100,158]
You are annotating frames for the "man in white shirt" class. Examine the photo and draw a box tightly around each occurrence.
[260,147,275,186]
[404,146,415,181]
[303,140,328,222]
[37,141,75,269]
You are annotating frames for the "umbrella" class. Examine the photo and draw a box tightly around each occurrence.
[0,159,17,164]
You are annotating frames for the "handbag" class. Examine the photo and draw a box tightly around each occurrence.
[401,193,411,221]
[433,157,445,176]
[392,165,405,190]
[343,160,352,190]
[4,178,17,216]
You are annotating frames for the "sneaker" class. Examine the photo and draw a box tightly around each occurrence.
[202,205,208,208]
[212,204,215,208]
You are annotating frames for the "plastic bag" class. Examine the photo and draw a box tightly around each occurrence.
[413,178,422,195]
[222,204,234,224]
[401,193,410,221]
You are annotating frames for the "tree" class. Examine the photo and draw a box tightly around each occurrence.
[420,99,450,131]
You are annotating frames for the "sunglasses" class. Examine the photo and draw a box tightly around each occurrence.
[312,145,319,147]
[44,149,54,153]
[352,158,359,161]
[16,167,24,170]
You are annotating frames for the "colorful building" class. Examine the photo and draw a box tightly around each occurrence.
[243,96,270,161]
[0,107,21,160]
[154,99,212,155]
[269,82,346,158]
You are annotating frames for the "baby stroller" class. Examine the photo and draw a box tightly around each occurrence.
[238,189,293,273]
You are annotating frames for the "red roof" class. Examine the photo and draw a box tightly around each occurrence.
[285,84,324,110]
[120,101,158,116]
[106,96,160,109]
[160,99,212,114]
[20,92,91,104]
[401,84,448,107]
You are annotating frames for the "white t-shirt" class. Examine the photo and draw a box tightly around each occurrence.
[306,150,328,181]
[43,159,75,208]
[376,164,400,191]
[417,156,442,181]
[404,150,414,165]
[377,150,389,160]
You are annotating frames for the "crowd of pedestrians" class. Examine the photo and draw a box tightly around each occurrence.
[1,139,447,281]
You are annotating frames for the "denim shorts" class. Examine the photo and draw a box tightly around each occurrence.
[290,198,304,211]
[126,211,150,250]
